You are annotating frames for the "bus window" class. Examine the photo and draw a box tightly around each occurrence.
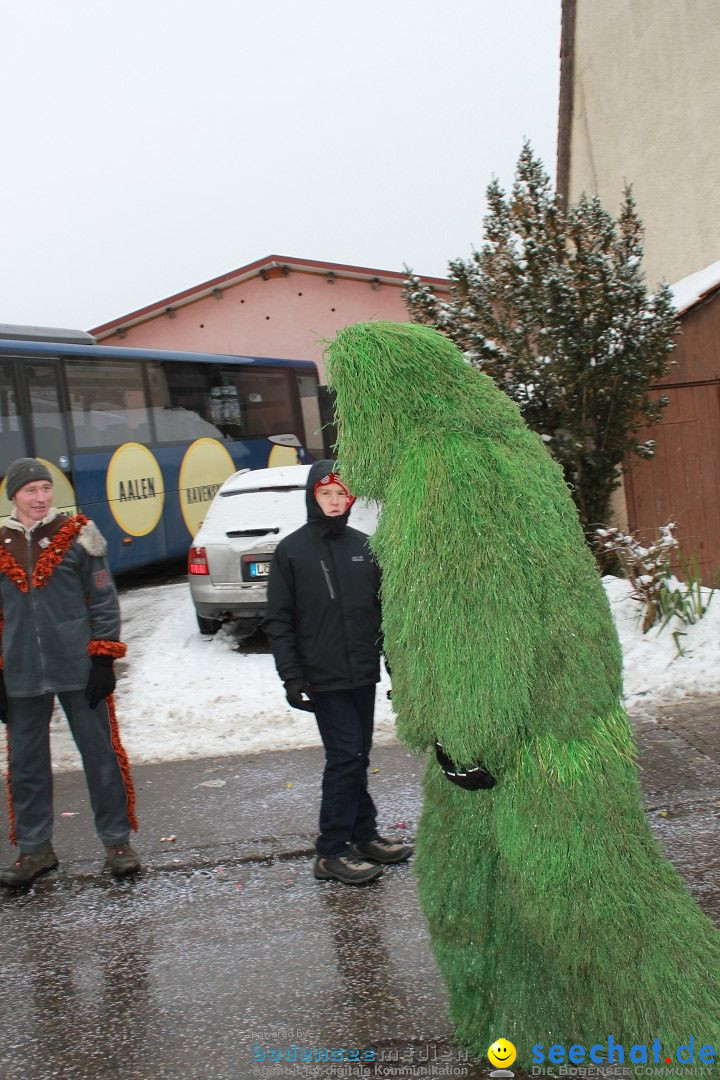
[216,369,297,439]
[26,363,70,468]
[65,358,151,448]
[0,361,26,471]
[296,373,324,456]
[149,363,297,443]
[148,361,224,442]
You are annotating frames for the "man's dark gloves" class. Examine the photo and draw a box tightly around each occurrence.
[284,679,315,712]
[0,671,8,724]
[85,655,116,709]
[435,740,496,790]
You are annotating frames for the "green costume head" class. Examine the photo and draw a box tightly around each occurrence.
[326,321,524,502]
[326,321,623,771]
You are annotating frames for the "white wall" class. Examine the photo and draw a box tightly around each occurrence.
[568,0,720,286]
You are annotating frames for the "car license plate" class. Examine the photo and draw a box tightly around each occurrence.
[248,561,271,578]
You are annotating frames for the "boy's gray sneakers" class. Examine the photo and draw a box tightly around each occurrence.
[351,836,413,864]
[0,843,59,887]
[313,853,383,885]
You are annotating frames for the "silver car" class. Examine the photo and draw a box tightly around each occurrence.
[188,464,378,635]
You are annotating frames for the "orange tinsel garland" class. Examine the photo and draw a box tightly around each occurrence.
[31,514,89,589]
[0,514,90,594]
[0,548,28,593]
[107,694,138,832]
[88,640,127,659]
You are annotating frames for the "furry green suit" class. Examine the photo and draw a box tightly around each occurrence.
[326,321,720,1067]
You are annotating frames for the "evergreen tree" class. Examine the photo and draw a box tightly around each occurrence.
[403,143,678,534]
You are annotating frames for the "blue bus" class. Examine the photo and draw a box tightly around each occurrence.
[0,326,325,572]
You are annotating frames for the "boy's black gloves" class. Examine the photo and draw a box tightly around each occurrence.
[284,679,315,712]
[383,655,392,700]
[435,741,496,790]
[0,671,7,724]
[85,655,116,709]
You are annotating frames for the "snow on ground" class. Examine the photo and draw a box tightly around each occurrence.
[49,581,395,771]
[48,576,720,771]
[605,575,720,706]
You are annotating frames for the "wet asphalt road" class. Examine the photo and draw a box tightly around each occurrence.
[1,701,719,1080]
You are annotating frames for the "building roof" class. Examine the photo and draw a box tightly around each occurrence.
[0,323,96,344]
[90,254,449,339]
[669,259,720,317]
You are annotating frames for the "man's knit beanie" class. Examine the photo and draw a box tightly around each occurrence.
[5,458,53,500]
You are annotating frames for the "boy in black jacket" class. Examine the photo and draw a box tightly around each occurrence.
[264,460,412,885]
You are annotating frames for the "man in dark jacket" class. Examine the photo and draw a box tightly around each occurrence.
[0,457,140,886]
[264,459,412,885]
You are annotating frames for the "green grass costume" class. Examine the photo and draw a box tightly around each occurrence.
[326,321,720,1068]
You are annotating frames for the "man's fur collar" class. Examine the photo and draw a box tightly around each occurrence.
[77,519,108,557]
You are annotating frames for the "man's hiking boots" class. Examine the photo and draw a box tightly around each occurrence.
[351,835,414,864]
[0,843,59,887]
[314,853,383,885]
[314,836,413,884]
[104,842,143,877]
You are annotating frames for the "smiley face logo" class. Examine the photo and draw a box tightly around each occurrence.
[488,1039,517,1068]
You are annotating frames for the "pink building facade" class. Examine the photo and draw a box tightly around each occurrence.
[91,255,449,378]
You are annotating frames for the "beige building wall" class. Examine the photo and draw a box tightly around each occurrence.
[566,0,720,286]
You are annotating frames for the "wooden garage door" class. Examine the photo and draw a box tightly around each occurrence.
[624,382,720,584]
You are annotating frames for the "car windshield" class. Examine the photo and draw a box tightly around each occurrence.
[201,480,378,538]
[204,487,308,534]
[220,485,306,497]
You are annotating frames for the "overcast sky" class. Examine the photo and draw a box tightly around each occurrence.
[1,1,561,331]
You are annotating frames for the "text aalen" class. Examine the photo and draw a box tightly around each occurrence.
[117,477,159,502]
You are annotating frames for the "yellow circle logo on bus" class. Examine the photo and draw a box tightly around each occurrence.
[106,443,165,537]
[179,438,236,537]
[267,443,300,468]
[0,458,77,518]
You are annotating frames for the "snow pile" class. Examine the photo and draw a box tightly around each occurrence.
[605,575,720,706]
[47,577,720,771]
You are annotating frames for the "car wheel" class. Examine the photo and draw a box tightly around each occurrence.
[196,613,222,636]
[233,620,260,642]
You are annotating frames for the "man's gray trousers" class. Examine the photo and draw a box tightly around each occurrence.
[5,691,133,852]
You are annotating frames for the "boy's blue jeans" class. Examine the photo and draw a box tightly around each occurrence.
[312,684,378,858]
